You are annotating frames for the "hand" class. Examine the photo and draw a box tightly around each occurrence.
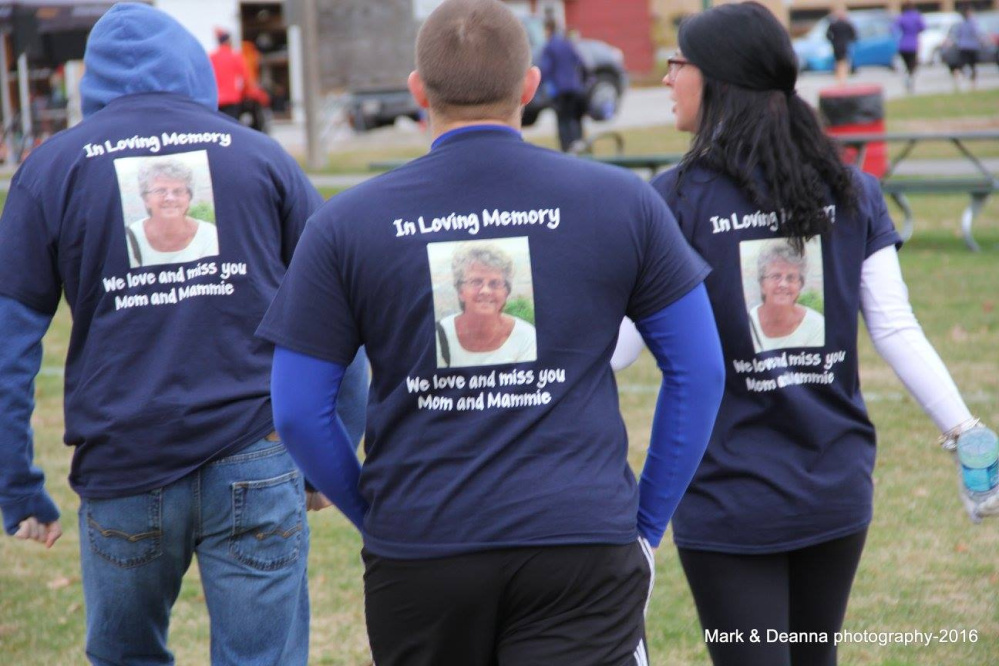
[974,491,999,520]
[954,458,999,524]
[961,482,999,523]
[947,423,999,523]
[14,517,62,548]
[306,490,333,512]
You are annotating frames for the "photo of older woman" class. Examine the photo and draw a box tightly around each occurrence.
[431,239,537,368]
[746,239,825,353]
[122,157,219,268]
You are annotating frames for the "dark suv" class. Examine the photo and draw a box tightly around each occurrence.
[520,16,628,126]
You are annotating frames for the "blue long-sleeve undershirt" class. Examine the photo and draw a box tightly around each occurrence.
[0,295,60,535]
[635,283,725,547]
[271,346,368,530]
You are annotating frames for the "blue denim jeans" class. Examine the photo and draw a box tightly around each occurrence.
[78,436,309,665]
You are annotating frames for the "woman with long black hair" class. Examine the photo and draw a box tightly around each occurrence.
[643,3,995,664]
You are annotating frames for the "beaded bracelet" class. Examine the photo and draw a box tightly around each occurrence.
[937,417,982,451]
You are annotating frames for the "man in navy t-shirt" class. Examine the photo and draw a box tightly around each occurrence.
[0,4,366,664]
[257,1,725,663]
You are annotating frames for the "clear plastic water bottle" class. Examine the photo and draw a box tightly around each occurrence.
[957,427,999,500]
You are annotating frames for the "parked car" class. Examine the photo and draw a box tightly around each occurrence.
[794,11,899,72]
[520,16,628,127]
[940,14,999,70]
[347,89,422,132]
[917,11,961,64]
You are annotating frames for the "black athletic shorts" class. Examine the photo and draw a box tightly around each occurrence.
[958,48,979,71]
[363,539,656,666]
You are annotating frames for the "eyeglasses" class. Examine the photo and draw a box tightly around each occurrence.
[146,187,190,198]
[763,272,803,285]
[665,57,690,84]
[460,278,507,291]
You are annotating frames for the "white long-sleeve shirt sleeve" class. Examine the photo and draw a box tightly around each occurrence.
[611,317,645,371]
[860,245,972,432]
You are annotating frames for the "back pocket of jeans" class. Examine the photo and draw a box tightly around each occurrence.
[230,471,304,570]
[84,491,163,568]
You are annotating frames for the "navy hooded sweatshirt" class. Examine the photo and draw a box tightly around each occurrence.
[0,3,325,529]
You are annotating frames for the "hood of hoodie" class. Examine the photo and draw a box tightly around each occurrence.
[81,3,217,118]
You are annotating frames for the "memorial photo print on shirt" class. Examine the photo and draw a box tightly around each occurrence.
[113,150,219,269]
[741,237,825,354]
[428,237,538,369]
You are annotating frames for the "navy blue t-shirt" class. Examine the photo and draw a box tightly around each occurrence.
[0,92,322,498]
[258,127,709,558]
[651,164,901,553]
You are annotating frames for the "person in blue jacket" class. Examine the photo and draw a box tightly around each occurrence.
[540,17,587,151]
[0,4,367,664]
[646,3,993,664]
[257,1,725,664]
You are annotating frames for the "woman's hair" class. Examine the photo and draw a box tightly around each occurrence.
[138,160,194,198]
[676,2,856,253]
[757,240,807,285]
[452,243,513,294]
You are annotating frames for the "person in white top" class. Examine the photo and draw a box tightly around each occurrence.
[748,240,825,352]
[436,243,536,368]
[126,160,219,268]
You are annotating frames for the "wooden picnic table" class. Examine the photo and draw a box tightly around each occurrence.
[577,131,999,250]
[831,131,999,251]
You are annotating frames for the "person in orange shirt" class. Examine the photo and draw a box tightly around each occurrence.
[240,39,272,131]
[209,28,248,119]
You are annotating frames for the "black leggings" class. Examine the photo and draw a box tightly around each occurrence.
[677,528,867,666]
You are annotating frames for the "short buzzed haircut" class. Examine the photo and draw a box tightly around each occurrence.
[416,0,531,120]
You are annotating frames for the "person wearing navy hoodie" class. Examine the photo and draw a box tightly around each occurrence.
[0,4,368,664]
[257,1,725,664]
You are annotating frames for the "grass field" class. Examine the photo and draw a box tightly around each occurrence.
[1,128,997,663]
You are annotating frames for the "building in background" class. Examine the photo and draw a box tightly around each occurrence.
[0,0,126,162]
[533,0,655,73]
[3,0,998,155]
